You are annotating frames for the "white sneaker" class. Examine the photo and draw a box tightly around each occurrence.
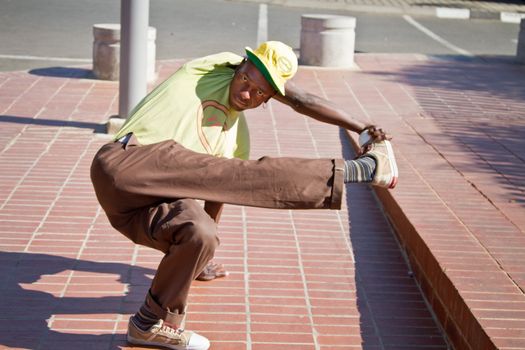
[365,140,399,189]
[127,317,210,350]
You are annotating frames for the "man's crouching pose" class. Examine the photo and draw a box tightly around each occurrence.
[91,41,398,350]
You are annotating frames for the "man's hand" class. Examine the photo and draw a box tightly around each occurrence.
[196,261,229,281]
[200,202,229,282]
[358,125,392,156]
[362,125,391,143]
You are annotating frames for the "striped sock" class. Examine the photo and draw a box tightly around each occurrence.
[132,304,160,331]
[343,156,376,183]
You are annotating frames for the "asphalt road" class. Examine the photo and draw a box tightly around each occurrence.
[0,0,521,72]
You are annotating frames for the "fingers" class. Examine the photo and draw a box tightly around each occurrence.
[196,261,229,281]
[364,125,392,142]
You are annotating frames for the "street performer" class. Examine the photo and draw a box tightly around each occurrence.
[91,41,398,350]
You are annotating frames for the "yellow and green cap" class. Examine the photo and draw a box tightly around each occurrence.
[245,41,298,96]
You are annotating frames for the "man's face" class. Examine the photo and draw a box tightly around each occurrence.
[229,60,276,111]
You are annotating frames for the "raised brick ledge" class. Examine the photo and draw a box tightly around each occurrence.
[345,129,525,350]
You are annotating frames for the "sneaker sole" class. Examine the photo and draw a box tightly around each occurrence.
[128,334,186,350]
[384,140,398,189]
[127,334,210,350]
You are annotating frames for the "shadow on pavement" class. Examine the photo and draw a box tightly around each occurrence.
[0,251,154,349]
[0,115,106,133]
[28,66,96,79]
[433,115,525,207]
[378,56,525,105]
[378,58,525,208]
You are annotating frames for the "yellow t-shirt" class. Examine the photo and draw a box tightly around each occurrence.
[115,52,250,160]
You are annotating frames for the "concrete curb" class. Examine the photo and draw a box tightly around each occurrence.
[228,0,525,23]
[436,7,525,23]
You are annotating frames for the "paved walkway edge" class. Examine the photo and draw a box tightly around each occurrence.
[372,187,496,350]
[230,0,525,23]
[344,130,496,350]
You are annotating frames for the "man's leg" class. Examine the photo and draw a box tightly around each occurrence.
[122,198,217,349]
[90,137,343,349]
[90,135,396,350]
[90,135,344,216]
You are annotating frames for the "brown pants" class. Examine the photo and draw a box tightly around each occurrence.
[90,134,344,324]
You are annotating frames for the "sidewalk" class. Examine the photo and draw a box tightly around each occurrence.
[0,53,523,350]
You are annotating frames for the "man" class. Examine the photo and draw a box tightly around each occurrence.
[90,41,397,350]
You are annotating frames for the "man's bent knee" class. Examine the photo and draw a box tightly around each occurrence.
[174,199,220,252]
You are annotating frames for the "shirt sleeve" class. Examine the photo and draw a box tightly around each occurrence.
[183,52,244,75]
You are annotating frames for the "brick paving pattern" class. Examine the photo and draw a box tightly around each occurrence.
[1,53,524,349]
[0,60,449,349]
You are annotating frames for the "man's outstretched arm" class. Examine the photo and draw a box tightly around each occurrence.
[198,201,228,281]
[273,81,390,143]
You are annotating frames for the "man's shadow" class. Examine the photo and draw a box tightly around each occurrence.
[0,250,155,349]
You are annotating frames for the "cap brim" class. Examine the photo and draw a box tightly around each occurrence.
[245,47,285,95]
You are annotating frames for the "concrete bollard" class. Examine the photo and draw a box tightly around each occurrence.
[300,14,356,67]
[518,19,525,64]
[92,23,157,81]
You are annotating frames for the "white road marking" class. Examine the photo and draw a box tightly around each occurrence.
[403,15,473,56]
[257,3,268,46]
[436,7,470,19]
[0,53,91,62]
[501,12,525,24]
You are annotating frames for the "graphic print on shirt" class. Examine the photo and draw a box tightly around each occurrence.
[197,100,231,156]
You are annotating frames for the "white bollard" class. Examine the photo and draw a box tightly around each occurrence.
[517,19,525,64]
[93,24,121,81]
[92,23,157,82]
[300,14,356,68]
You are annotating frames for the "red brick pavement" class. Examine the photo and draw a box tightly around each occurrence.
[0,54,523,349]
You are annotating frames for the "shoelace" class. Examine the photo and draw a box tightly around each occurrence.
[157,323,185,338]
